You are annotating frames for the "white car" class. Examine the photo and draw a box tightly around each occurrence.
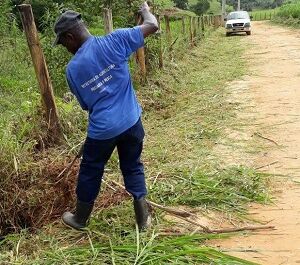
[225,11,252,36]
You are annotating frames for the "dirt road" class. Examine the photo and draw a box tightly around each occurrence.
[212,21,300,264]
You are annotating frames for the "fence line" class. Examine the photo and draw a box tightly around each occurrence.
[250,10,278,21]
[100,12,224,79]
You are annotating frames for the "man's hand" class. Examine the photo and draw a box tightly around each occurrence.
[139,1,158,38]
[139,1,150,13]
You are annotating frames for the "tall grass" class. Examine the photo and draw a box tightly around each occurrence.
[276,3,300,19]
[0,226,257,264]
[250,9,278,21]
[273,2,300,26]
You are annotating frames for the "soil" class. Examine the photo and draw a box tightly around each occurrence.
[211,21,300,264]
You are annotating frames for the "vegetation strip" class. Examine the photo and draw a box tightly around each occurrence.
[0,26,270,263]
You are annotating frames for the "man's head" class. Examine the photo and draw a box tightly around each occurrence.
[53,10,91,54]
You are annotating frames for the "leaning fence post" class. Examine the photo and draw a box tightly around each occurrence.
[103,8,113,34]
[18,4,62,143]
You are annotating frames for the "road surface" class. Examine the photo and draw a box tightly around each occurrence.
[213,21,300,265]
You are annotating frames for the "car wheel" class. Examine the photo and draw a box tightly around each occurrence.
[246,31,251,35]
[226,32,231,37]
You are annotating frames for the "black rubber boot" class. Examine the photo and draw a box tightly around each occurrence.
[62,200,94,230]
[134,198,151,231]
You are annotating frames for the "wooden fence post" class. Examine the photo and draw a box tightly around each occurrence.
[103,8,113,34]
[197,17,201,40]
[201,16,205,37]
[136,15,146,81]
[189,16,194,46]
[214,16,218,27]
[157,15,164,69]
[193,17,197,42]
[182,16,186,35]
[219,15,223,27]
[165,15,171,47]
[18,4,62,143]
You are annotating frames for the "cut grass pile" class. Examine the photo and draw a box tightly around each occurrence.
[0,230,257,264]
[0,27,269,264]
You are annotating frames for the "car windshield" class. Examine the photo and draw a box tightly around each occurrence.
[227,12,249,20]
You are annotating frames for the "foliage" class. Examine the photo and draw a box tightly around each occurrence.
[0,227,257,264]
[276,2,300,18]
[250,9,278,21]
[272,2,300,26]
[191,0,211,15]
[224,0,284,11]
[173,0,189,9]
[0,0,11,36]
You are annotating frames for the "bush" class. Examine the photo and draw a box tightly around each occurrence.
[276,3,300,19]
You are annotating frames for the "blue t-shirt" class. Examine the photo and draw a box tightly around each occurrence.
[66,26,144,140]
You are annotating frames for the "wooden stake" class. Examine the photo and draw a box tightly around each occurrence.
[103,8,113,34]
[201,16,205,37]
[159,225,275,236]
[193,17,197,42]
[18,4,62,143]
[165,15,171,47]
[197,17,201,40]
[189,16,194,46]
[157,15,164,69]
[181,16,186,35]
[107,179,275,234]
[135,15,146,81]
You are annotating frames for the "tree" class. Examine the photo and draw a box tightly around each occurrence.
[173,0,189,10]
[192,0,210,16]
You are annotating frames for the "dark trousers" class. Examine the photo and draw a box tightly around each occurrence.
[76,118,147,203]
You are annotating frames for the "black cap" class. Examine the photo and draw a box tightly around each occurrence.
[53,10,82,46]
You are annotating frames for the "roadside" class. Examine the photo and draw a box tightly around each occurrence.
[212,21,300,265]
[0,29,262,264]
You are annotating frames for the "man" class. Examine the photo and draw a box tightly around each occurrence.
[53,2,158,231]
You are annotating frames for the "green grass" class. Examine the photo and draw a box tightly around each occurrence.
[250,9,278,21]
[0,27,269,264]
[272,2,300,27]
[154,0,223,15]
[0,227,257,264]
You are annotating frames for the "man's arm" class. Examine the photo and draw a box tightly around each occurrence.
[139,2,159,38]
